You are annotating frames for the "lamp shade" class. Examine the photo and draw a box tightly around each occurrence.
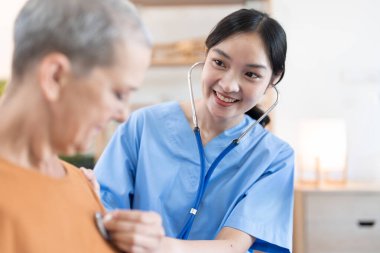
[297,118,347,173]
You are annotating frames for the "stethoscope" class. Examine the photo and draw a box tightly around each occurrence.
[177,62,279,239]
[94,62,279,242]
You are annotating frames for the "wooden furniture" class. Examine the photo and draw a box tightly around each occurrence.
[151,38,205,66]
[294,183,380,253]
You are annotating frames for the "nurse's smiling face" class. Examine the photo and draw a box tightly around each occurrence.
[201,32,275,125]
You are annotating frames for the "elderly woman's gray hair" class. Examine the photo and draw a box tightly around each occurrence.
[12,0,151,78]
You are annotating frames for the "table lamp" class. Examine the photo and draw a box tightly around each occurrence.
[297,118,348,185]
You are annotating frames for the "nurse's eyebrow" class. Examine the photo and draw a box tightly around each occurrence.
[212,48,267,69]
[212,48,231,60]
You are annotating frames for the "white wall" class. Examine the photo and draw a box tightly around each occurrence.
[0,0,26,79]
[272,0,380,182]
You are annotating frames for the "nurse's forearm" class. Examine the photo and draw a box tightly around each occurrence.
[159,227,254,253]
[160,237,248,253]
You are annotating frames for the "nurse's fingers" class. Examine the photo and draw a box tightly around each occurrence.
[109,231,162,253]
[104,210,162,225]
[103,210,165,252]
[105,218,165,238]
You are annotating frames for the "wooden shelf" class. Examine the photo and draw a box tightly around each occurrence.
[151,38,205,66]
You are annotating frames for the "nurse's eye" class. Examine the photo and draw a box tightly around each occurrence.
[212,59,226,68]
[245,71,260,79]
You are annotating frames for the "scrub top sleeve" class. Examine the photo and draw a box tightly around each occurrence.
[94,116,141,211]
[224,145,295,253]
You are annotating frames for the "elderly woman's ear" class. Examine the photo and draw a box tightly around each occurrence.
[37,53,71,101]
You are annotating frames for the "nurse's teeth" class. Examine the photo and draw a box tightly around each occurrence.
[216,92,237,103]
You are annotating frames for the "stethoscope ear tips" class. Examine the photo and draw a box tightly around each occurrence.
[94,212,111,241]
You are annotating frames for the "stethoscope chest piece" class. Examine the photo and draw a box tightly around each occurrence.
[94,212,111,241]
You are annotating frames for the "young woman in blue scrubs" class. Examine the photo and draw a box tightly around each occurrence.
[95,8,294,253]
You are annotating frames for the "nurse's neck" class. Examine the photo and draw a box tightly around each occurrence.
[197,101,243,145]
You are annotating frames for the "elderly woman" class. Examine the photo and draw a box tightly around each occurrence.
[0,0,163,252]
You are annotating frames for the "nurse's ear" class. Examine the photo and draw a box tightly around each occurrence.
[37,52,71,102]
[264,71,283,93]
[270,70,283,87]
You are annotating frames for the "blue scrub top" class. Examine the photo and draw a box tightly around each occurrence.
[95,101,294,253]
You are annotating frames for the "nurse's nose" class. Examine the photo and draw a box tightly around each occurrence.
[219,71,239,93]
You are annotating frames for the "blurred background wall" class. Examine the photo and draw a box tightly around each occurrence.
[272,0,380,182]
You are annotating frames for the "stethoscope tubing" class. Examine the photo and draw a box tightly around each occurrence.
[187,62,203,128]
[178,128,238,239]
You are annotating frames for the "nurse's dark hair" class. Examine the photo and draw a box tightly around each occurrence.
[12,0,151,79]
[205,8,287,85]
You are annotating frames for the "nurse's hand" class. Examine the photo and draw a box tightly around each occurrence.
[103,210,165,253]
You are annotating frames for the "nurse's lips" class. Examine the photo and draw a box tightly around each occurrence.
[214,91,239,105]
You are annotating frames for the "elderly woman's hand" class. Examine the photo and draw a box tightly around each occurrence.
[103,210,165,253]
